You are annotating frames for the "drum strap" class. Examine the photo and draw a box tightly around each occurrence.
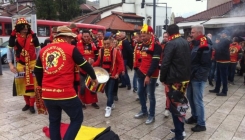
[99,48,115,74]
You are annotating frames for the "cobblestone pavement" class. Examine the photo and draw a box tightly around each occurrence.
[0,67,245,140]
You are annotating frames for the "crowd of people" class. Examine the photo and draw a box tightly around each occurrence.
[6,17,245,140]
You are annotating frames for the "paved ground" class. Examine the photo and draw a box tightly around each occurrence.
[0,66,245,140]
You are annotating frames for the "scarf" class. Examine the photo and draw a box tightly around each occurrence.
[196,35,208,49]
[142,35,155,52]
[168,33,181,41]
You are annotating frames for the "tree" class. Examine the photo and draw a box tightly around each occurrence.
[77,0,86,4]
[56,0,81,21]
[33,0,57,20]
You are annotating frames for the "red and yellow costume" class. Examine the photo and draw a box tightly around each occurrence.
[229,42,242,63]
[76,38,99,104]
[8,18,40,109]
[133,42,143,69]
[97,39,104,49]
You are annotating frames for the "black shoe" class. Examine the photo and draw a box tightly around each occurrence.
[22,104,30,111]
[216,92,227,96]
[133,89,137,93]
[127,85,131,90]
[185,116,197,124]
[82,104,86,109]
[230,82,235,85]
[135,98,139,101]
[119,85,126,88]
[209,89,219,94]
[92,103,100,109]
[29,106,35,114]
[191,125,206,132]
[168,137,184,140]
[208,79,214,86]
[114,96,118,101]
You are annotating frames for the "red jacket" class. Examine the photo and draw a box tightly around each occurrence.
[40,41,77,99]
[93,47,124,77]
[229,42,241,63]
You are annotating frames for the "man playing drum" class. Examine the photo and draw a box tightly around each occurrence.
[7,18,40,114]
[92,37,124,117]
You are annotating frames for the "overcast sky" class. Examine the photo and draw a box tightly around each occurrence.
[158,0,207,17]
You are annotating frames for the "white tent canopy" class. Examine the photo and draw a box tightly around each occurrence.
[203,16,245,28]
[177,20,206,29]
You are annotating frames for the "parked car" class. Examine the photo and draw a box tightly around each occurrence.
[0,41,9,64]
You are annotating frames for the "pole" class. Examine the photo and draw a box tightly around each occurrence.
[165,3,167,30]
[0,50,2,75]
[153,0,156,32]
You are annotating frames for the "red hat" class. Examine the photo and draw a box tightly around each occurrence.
[140,24,154,34]
[89,29,98,34]
[16,18,29,25]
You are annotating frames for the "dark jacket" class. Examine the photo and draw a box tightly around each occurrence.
[215,37,231,61]
[122,38,133,69]
[160,37,191,84]
[190,38,212,82]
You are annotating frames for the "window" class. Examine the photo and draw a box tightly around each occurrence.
[4,24,12,35]
[155,25,162,38]
[37,25,50,37]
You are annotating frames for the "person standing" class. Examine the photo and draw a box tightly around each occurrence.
[228,37,242,85]
[209,30,231,96]
[34,26,98,140]
[134,24,162,125]
[43,27,58,48]
[160,24,191,140]
[76,30,100,109]
[7,18,40,114]
[92,37,124,117]
[118,32,133,90]
[97,31,104,49]
[186,25,212,132]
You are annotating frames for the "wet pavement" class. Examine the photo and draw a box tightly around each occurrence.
[0,66,245,140]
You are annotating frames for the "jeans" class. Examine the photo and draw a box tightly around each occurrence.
[138,76,157,117]
[44,97,83,140]
[113,79,118,97]
[104,78,116,107]
[187,81,206,126]
[120,60,131,86]
[133,70,138,90]
[208,60,216,81]
[228,63,237,82]
[215,62,229,94]
[172,113,184,140]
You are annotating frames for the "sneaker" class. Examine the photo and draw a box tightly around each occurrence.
[145,116,155,125]
[105,107,112,117]
[191,125,206,132]
[164,110,170,117]
[22,104,30,111]
[134,111,148,119]
[112,104,115,109]
[133,89,137,93]
[185,116,197,124]
[29,106,35,114]
[170,129,186,137]
[91,103,100,109]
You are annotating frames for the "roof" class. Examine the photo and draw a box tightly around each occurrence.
[174,16,185,24]
[71,2,123,22]
[183,1,233,22]
[81,14,100,24]
[111,11,144,19]
[95,14,141,31]
[80,4,97,11]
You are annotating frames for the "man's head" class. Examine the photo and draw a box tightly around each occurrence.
[51,27,58,37]
[103,37,111,48]
[119,32,126,40]
[69,23,79,35]
[97,31,104,40]
[163,32,169,43]
[15,18,31,34]
[232,37,239,43]
[186,35,192,42]
[82,30,91,42]
[166,24,179,36]
[140,24,154,43]
[221,30,229,38]
[207,33,212,40]
[191,25,205,40]
[133,32,142,43]
[55,26,77,44]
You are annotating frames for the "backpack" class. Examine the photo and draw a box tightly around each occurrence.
[93,127,120,140]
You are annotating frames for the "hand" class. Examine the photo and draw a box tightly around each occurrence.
[144,76,150,86]
[122,71,125,75]
[91,79,98,87]
[11,29,16,36]
[88,58,94,64]
[114,74,119,79]
[9,63,17,74]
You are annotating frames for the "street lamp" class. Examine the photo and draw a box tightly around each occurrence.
[141,0,168,32]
